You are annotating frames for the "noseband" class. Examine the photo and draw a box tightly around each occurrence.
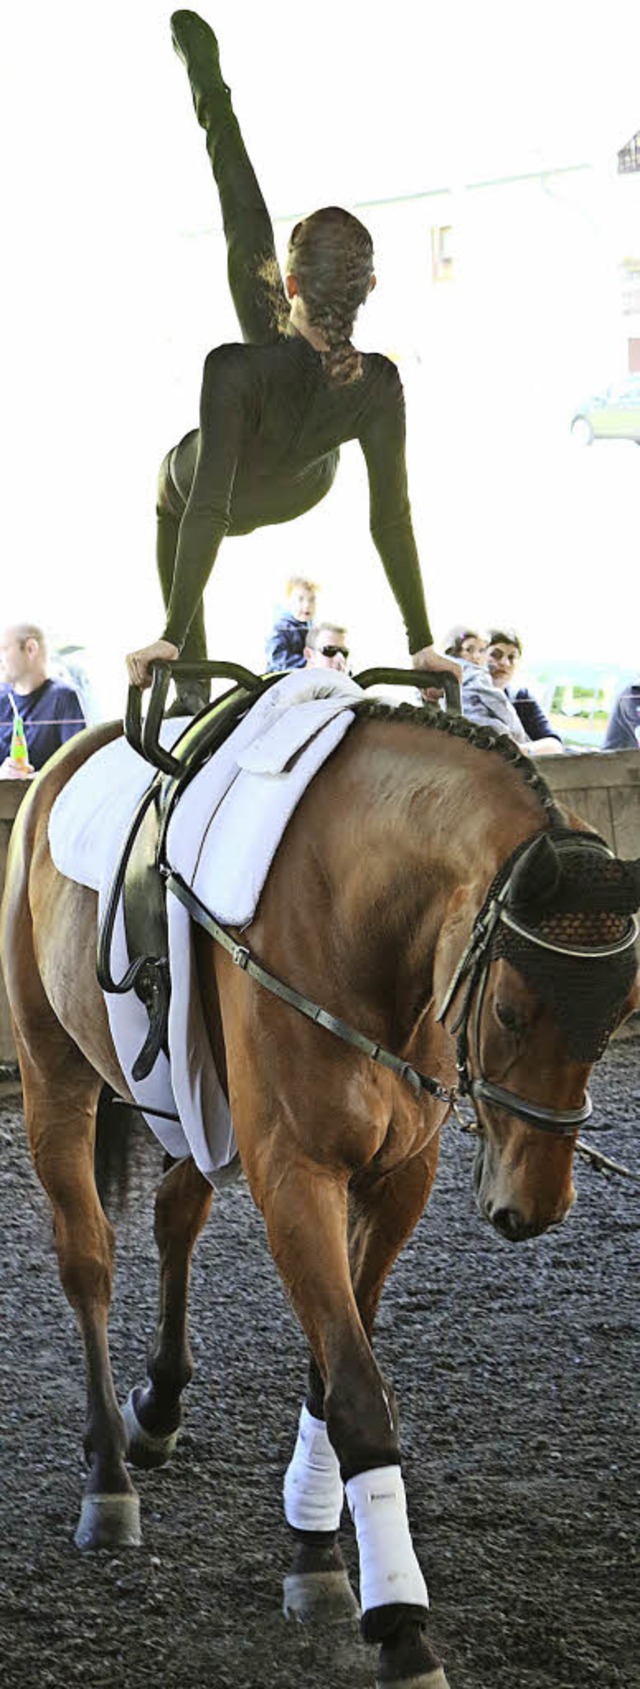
[435,829,639,1137]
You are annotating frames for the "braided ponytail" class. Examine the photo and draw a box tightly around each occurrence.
[287,207,375,384]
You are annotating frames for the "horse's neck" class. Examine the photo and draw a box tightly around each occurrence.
[326,722,548,981]
[359,723,545,884]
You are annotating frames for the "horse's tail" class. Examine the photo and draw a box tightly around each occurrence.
[94,1086,173,1213]
[94,1086,143,1214]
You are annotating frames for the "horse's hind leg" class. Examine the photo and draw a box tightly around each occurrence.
[14,1024,141,1551]
[123,1156,213,1467]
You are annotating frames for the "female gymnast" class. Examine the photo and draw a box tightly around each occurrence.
[126,10,459,709]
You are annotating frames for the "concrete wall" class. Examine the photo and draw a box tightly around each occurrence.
[1,750,639,1064]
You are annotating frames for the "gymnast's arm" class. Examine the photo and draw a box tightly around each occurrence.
[358,367,458,679]
[126,347,250,686]
[161,345,250,651]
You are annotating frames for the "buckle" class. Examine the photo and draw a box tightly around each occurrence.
[231,943,251,970]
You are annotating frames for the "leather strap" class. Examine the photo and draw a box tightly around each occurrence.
[165,870,453,1105]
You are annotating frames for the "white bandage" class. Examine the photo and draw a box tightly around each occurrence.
[283,1404,344,1533]
[346,1466,429,1613]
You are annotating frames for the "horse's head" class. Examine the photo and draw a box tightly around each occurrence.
[435,831,640,1243]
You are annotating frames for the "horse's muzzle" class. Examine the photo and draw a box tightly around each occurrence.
[472,1140,575,1241]
[489,1205,545,1243]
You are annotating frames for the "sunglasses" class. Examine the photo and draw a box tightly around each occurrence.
[319,644,349,659]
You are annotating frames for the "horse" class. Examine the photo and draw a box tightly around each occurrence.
[2,694,639,1689]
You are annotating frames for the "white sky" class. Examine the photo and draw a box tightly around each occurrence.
[3,1,640,706]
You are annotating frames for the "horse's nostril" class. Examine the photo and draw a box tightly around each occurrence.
[491,1206,531,1243]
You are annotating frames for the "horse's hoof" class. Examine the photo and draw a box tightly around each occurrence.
[122,1387,180,1469]
[376,1672,450,1689]
[74,1492,142,1551]
[283,1569,361,1624]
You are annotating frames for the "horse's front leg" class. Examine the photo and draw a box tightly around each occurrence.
[123,1155,213,1467]
[256,1149,448,1688]
[283,1349,359,1626]
[16,1032,141,1551]
[287,1142,443,1629]
[346,1148,448,1689]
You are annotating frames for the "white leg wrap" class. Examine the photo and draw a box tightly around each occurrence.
[283,1404,344,1533]
[346,1466,429,1613]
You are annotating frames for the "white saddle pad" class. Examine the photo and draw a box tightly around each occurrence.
[48,671,361,1180]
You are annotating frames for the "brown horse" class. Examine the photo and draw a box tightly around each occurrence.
[2,699,639,1689]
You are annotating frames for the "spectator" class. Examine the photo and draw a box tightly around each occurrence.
[265,577,318,672]
[444,626,489,666]
[485,627,563,754]
[0,622,86,777]
[304,623,350,673]
[459,657,531,746]
[603,678,640,750]
[447,623,556,754]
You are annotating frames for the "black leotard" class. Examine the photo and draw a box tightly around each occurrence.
[155,17,434,671]
[161,333,432,655]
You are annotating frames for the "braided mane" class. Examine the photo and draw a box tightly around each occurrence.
[352,698,564,829]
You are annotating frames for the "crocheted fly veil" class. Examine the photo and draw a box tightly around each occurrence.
[493,833,640,1061]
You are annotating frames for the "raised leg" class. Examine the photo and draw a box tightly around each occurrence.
[347,1153,448,1688]
[254,1152,447,1685]
[15,1024,140,1550]
[123,1155,213,1466]
[281,1149,448,1686]
[170,9,285,344]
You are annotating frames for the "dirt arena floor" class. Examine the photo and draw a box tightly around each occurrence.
[1,1029,638,1689]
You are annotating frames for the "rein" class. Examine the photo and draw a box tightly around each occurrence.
[165,870,453,1106]
[165,823,638,1141]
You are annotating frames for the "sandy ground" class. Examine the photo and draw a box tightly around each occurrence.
[1,1031,638,1689]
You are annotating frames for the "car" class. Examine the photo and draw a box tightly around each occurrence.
[570,377,640,444]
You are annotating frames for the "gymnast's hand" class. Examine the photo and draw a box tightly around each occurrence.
[411,644,462,702]
[126,639,180,689]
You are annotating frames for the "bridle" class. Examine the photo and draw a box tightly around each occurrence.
[166,827,638,1143]
[435,829,638,1137]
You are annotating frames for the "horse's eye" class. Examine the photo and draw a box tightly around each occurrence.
[495,1000,527,1036]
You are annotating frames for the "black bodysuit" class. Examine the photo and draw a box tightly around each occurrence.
[160,334,431,656]
[154,47,433,667]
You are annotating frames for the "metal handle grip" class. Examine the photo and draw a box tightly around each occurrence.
[124,659,462,775]
[124,659,267,775]
[353,666,461,715]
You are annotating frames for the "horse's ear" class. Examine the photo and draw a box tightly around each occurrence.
[506,835,562,911]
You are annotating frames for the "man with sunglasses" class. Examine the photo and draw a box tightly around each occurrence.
[304,623,350,673]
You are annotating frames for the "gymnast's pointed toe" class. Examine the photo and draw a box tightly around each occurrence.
[170,10,222,71]
[170,8,231,120]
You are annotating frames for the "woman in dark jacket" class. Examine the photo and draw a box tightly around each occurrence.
[126,11,458,709]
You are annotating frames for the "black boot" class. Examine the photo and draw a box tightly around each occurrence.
[170,10,231,127]
[170,10,283,346]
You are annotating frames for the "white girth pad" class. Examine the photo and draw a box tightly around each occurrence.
[48,672,361,1179]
